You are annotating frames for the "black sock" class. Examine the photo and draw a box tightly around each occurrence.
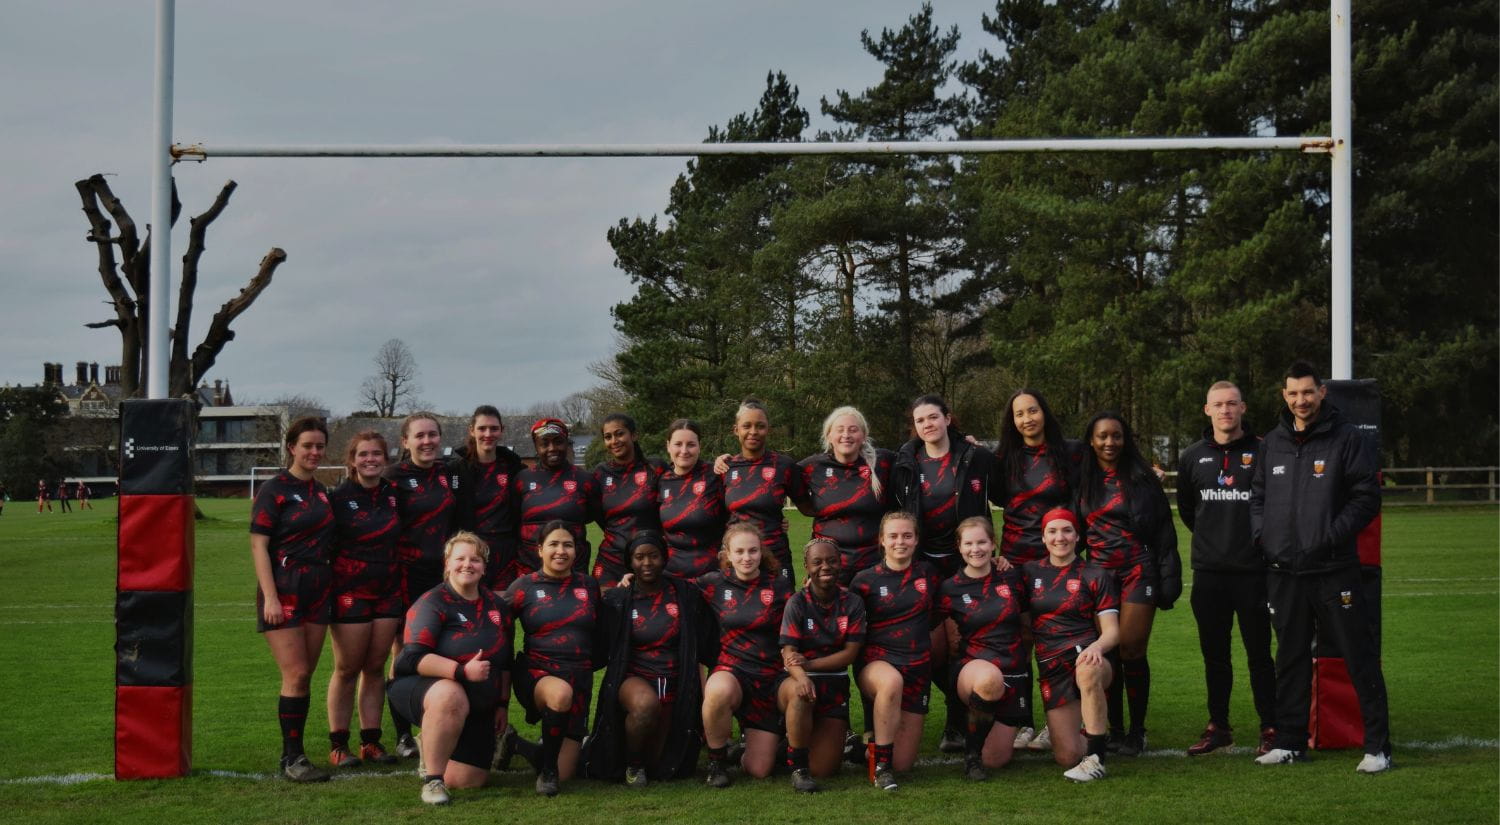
[944,687,966,734]
[707,744,728,763]
[787,745,809,772]
[389,696,412,739]
[278,695,309,760]
[329,729,350,749]
[1087,733,1108,759]
[626,747,645,770]
[1122,656,1151,734]
[540,710,567,774]
[422,773,443,784]
[360,727,382,746]
[513,733,541,769]
[873,743,893,768]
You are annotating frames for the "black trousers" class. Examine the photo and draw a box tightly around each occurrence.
[1266,567,1390,755]
[1190,569,1276,730]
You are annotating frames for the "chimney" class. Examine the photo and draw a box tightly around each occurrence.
[105,365,121,385]
[213,379,223,406]
[90,363,99,385]
[44,362,61,385]
[76,361,88,386]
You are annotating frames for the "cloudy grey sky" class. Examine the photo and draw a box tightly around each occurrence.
[3,0,996,415]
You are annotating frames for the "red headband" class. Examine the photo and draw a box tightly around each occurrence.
[1041,507,1079,532]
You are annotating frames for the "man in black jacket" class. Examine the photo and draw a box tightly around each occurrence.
[1177,380,1275,756]
[1250,361,1390,773]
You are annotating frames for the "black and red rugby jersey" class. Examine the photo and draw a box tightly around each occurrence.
[797,450,894,575]
[848,560,938,669]
[779,586,866,663]
[250,471,335,565]
[657,462,727,579]
[395,582,511,706]
[916,451,961,557]
[996,442,1073,565]
[1081,469,1147,569]
[329,478,401,565]
[459,456,520,547]
[594,457,665,570]
[513,464,600,573]
[722,451,804,570]
[625,586,681,682]
[385,460,458,566]
[938,567,1026,672]
[1021,557,1119,661]
[695,570,791,679]
[504,571,601,671]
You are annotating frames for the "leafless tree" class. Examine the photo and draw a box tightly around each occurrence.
[359,338,421,417]
[76,174,286,399]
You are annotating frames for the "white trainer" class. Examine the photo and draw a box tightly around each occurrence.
[1254,747,1307,765]
[1355,753,1391,774]
[1012,727,1036,749]
[1027,725,1052,751]
[420,778,451,805]
[1063,753,1106,782]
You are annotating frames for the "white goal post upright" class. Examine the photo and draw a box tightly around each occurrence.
[144,0,1355,399]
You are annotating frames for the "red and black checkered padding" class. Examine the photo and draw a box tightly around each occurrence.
[115,400,195,779]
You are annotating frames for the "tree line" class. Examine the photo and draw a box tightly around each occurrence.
[598,0,1497,465]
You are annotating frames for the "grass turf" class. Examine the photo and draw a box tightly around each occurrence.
[0,500,1495,823]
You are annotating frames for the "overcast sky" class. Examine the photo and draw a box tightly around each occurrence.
[3,0,997,416]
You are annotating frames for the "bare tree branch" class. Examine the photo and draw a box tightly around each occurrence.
[174,180,238,374]
[179,247,286,397]
[359,338,420,417]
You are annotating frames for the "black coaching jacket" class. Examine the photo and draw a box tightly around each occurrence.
[1176,426,1264,574]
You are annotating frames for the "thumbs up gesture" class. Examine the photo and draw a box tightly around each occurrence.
[464,652,491,683]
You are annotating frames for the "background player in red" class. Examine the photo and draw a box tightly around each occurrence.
[583,532,709,787]
[514,418,601,576]
[797,406,894,585]
[36,478,50,513]
[325,430,403,769]
[503,521,602,796]
[849,511,938,790]
[657,419,727,579]
[386,531,512,805]
[939,517,1025,782]
[1076,411,1181,756]
[718,399,805,575]
[1023,508,1120,782]
[778,538,865,793]
[890,394,1001,755]
[593,413,664,586]
[453,405,525,590]
[696,521,792,788]
[385,412,459,758]
[56,478,71,513]
[75,480,92,510]
[248,416,336,782]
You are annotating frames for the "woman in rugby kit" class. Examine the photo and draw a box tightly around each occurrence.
[453,405,525,591]
[797,406,895,585]
[387,531,512,805]
[696,521,793,788]
[778,538,866,793]
[1075,411,1181,756]
[385,412,460,757]
[1023,507,1120,781]
[593,413,664,586]
[248,417,335,782]
[890,394,1001,754]
[657,419,727,579]
[584,533,708,787]
[720,399,805,575]
[849,511,939,791]
[939,517,1026,781]
[325,430,403,769]
[513,418,601,577]
[503,521,603,796]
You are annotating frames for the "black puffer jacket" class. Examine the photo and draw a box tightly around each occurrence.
[1077,470,1182,610]
[890,428,1001,527]
[1251,403,1380,575]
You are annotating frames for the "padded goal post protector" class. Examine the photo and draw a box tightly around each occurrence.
[115,399,195,779]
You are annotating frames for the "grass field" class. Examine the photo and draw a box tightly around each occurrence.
[0,500,1495,824]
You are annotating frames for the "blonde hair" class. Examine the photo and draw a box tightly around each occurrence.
[718,521,780,575]
[956,515,996,543]
[442,530,490,587]
[821,406,882,497]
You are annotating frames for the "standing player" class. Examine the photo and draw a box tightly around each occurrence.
[797,406,895,584]
[248,417,336,782]
[503,521,603,796]
[696,522,793,788]
[778,538,866,793]
[453,405,525,590]
[657,419,727,579]
[1025,507,1120,782]
[56,479,72,513]
[325,430,403,769]
[939,517,1027,782]
[890,394,1000,754]
[720,399,805,575]
[1252,361,1390,772]
[37,479,51,513]
[594,413,664,586]
[76,480,93,510]
[513,418,601,576]
[849,511,939,790]
[1075,411,1181,755]
[0,481,7,516]
[1176,381,1276,755]
[385,412,460,758]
